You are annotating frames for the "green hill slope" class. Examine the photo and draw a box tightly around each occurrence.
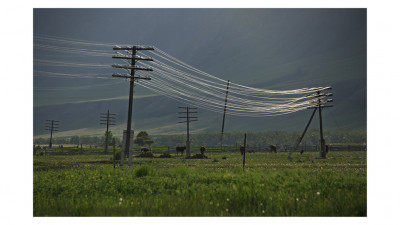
[33,9,366,137]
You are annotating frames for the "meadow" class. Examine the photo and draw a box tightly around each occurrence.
[33,150,366,216]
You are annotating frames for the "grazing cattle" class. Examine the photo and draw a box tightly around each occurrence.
[269,145,277,153]
[176,146,186,155]
[247,150,255,153]
[200,146,205,155]
[240,145,245,155]
[141,148,150,153]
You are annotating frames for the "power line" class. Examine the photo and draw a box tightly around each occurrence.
[34,35,332,118]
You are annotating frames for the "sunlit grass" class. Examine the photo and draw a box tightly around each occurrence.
[33,151,366,216]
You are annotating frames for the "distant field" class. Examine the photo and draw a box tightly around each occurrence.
[33,151,366,216]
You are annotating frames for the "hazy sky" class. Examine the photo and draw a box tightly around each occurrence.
[34,8,366,105]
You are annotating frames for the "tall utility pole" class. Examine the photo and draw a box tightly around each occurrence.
[178,107,198,157]
[220,80,230,151]
[307,87,333,158]
[100,110,116,153]
[112,45,154,166]
[287,87,333,159]
[45,120,59,148]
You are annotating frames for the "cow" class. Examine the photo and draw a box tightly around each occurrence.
[200,146,205,155]
[240,145,245,155]
[176,146,186,155]
[269,145,277,153]
[141,148,150,153]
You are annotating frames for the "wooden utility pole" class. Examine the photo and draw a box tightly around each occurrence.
[100,110,116,154]
[178,107,198,157]
[220,80,230,152]
[112,45,154,166]
[243,133,247,170]
[308,88,333,159]
[317,92,325,158]
[45,120,59,148]
[288,87,333,159]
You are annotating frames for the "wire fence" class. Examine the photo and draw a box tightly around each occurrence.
[33,143,366,156]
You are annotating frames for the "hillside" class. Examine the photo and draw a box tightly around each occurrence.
[33,9,366,138]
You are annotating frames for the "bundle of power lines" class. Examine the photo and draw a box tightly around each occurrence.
[34,35,329,117]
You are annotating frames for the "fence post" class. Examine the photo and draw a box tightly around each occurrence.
[112,138,116,170]
[243,133,247,170]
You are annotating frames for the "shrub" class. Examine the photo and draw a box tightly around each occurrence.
[159,153,172,158]
[186,154,208,159]
[134,165,157,177]
[137,152,154,158]
[114,150,122,160]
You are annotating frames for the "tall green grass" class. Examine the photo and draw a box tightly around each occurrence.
[33,152,366,216]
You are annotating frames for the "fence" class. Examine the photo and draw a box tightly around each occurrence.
[33,144,367,156]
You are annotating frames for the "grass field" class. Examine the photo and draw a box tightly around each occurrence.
[33,150,366,216]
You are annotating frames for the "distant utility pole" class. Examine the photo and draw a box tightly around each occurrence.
[288,87,333,159]
[178,107,198,157]
[45,120,59,148]
[112,45,154,166]
[100,110,116,153]
[220,80,230,152]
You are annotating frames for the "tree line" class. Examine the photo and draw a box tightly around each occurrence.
[34,132,121,146]
[152,128,366,147]
[34,128,366,148]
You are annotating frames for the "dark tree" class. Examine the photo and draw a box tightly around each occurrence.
[104,131,114,146]
[70,135,80,144]
[134,131,154,147]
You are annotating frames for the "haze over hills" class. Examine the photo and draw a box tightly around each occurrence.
[33,9,366,138]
